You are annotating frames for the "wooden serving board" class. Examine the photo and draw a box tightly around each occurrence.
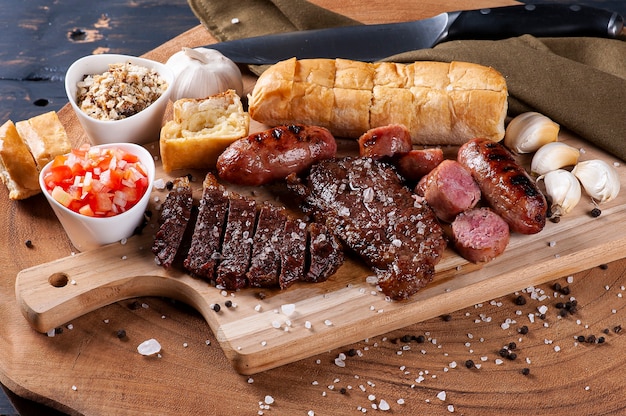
[15,128,626,375]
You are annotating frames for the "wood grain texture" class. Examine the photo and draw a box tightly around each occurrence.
[3,0,626,415]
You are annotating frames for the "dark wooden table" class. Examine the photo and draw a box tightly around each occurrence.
[1,0,625,415]
[0,1,198,414]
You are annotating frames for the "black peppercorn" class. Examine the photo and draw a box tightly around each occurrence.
[514,295,527,306]
[212,303,221,312]
[521,368,530,376]
[465,360,475,369]
[25,239,33,248]
[116,329,127,339]
[415,335,425,343]
[590,207,602,217]
[225,300,233,308]
[518,326,529,335]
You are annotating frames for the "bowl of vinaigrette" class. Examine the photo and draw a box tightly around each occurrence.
[39,143,155,251]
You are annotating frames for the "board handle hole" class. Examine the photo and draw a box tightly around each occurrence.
[49,272,69,288]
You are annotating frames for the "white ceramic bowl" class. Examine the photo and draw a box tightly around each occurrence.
[64,54,174,145]
[39,143,156,252]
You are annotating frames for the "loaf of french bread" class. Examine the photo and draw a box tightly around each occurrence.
[248,58,508,145]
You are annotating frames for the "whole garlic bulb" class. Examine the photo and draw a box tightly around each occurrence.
[504,112,560,153]
[530,142,580,176]
[165,47,243,101]
[572,159,621,203]
[539,169,581,217]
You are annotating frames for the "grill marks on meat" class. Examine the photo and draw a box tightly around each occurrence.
[183,174,228,280]
[155,173,343,291]
[247,204,287,287]
[289,157,447,300]
[216,194,257,289]
[152,177,193,268]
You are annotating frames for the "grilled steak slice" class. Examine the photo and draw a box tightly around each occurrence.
[152,176,193,268]
[304,222,344,283]
[247,203,286,287]
[216,194,257,290]
[289,157,446,300]
[279,218,307,289]
[157,173,345,290]
[184,174,228,280]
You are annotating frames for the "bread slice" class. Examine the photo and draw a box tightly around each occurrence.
[160,89,250,172]
[15,111,71,170]
[0,120,41,200]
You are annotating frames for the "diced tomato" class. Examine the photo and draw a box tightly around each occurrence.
[44,145,149,218]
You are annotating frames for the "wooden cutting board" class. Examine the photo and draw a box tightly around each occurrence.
[7,1,626,415]
[15,124,626,375]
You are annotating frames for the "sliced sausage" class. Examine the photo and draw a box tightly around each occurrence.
[217,124,337,186]
[415,159,481,223]
[457,138,547,235]
[451,207,510,263]
[396,148,444,182]
[358,124,412,159]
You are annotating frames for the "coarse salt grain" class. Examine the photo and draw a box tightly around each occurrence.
[437,391,446,401]
[264,395,274,405]
[378,399,390,411]
[153,178,166,189]
[281,303,296,316]
[137,338,161,356]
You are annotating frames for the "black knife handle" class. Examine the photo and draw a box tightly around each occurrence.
[446,4,624,41]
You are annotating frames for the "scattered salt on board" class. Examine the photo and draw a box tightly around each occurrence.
[137,338,162,356]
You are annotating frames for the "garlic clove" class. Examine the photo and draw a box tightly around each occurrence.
[530,142,580,176]
[503,112,560,153]
[539,169,581,217]
[571,159,621,203]
[165,47,243,101]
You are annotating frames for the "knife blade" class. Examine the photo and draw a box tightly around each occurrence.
[206,4,624,64]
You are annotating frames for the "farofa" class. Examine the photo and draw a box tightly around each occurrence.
[76,62,168,121]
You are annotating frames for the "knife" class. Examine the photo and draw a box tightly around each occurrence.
[207,4,624,64]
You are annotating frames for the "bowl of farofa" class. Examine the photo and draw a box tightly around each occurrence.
[65,54,174,145]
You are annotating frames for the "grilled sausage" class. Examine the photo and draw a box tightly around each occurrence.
[415,159,481,223]
[217,124,337,186]
[358,124,412,159]
[457,138,547,234]
[396,148,444,182]
[451,207,510,263]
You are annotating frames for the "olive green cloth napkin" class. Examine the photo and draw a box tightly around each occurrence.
[187,0,626,161]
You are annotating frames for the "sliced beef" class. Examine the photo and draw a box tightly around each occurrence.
[304,222,344,283]
[183,174,228,280]
[247,204,286,288]
[289,157,447,300]
[157,173,344,290]
[215,194,257,290]
[279,218,307,289]
[152,176,193,268]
